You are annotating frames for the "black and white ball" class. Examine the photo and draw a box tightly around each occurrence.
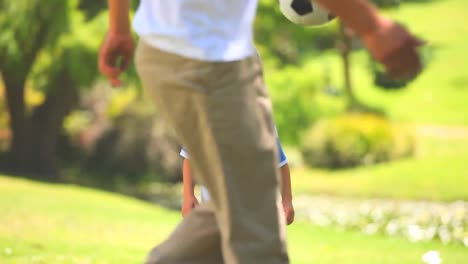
[279,0,336,27]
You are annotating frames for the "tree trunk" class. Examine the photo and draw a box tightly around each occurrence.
[1,72,79,180]
[28,74,79,179]
[2,76,30,172]
[339,20,357,110]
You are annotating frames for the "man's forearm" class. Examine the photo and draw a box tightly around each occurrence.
[108,0,131,34]
[314,0,383,37]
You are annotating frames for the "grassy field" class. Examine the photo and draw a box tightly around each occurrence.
[291,134,468,201]
[1,175,467,264]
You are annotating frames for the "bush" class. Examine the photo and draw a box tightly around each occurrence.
[301,113,414,169]
[61,86,182,191]
[83,102,182,188]
[266,62,345,145]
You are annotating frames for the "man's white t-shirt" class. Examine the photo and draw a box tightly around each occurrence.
[133,0,259,61]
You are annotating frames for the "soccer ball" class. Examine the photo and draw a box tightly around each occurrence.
[279,0,336,26]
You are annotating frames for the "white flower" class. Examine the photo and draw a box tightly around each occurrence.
[422,250,442,264]
[438,227,451,244]
[385,220,399,236]
[408,224,424,242]
[463,236,468,247]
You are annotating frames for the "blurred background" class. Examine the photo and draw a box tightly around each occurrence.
[0,0,467,263]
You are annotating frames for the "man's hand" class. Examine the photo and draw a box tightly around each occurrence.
[313,0,424,81]
[282,199,295,225]
[182,196,199,217]
[363,18,424,81]
[98,32,135,87]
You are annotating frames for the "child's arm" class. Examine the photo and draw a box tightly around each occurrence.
[280,164,295,225]
[276,136,295,225]
[182,159,199,217]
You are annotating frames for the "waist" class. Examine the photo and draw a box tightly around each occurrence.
[138,34,256,62]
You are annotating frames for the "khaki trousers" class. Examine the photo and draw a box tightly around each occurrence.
[135,40,289,264]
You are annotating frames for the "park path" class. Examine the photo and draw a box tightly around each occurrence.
[415,124,468,139]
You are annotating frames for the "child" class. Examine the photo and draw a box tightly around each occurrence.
[180,128,295,225]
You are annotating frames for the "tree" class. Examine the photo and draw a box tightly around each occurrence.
[0,0,105,179]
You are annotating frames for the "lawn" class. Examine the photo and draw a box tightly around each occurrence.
[291,134,468,201]
[1,175,467,264]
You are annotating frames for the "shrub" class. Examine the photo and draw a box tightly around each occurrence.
[301,113,414,169]
[83,102,182,187]
[266,63,345,145]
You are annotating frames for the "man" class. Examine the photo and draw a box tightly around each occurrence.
[98,0,423,263]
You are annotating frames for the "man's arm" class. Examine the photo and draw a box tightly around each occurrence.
[314,0,382,37]
[98,0,134,87]
[108,0,131,34]
[314,0,424,80]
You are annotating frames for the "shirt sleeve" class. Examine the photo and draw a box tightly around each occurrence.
[180,148,189,159]
[276,138,288,168]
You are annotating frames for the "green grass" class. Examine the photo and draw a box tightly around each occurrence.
[1,175,467,264]
[302,0,468,125]
[0,176,179,264]
[289,223,467,264]
[292,135,468,201]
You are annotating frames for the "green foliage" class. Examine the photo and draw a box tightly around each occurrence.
[267,65,321,144]
[30,9,107,93]
[78,0,107,20]
[0,0,70,83]
[301,113,414,169]
[78,0,139,20]
[79,100,182,188]
[266,61,346,145]
[0,0,125,93]
[371,0,402,8]
[255,0,339,66]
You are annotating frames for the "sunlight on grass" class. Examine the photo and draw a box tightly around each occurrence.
[1,176,467,264]
[0,176,178,264]
[292,136,468,201]
[288,222,467,264]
